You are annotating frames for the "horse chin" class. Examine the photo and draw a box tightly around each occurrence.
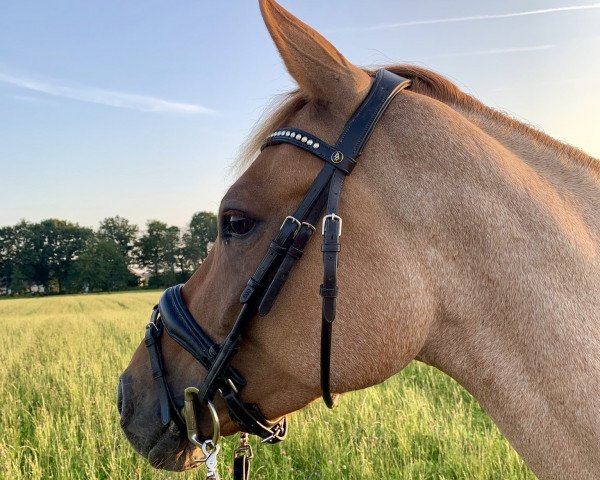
[144,417,240,471]
[146,433,199,471]
[120,420,198,471]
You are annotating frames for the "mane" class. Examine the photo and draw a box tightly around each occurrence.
[239,65,600,176]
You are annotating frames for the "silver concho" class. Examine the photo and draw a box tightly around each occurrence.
[331,151,344,164]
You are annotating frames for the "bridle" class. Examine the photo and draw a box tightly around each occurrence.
[144,69,411,479]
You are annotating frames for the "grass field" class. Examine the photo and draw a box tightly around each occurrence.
[0,291,534,479]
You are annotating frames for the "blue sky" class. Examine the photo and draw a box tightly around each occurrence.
[1,1,598,229]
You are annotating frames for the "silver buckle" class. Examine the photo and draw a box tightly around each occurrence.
[321,213,342,236]
[280,216,302,235]
[302,222,316,232]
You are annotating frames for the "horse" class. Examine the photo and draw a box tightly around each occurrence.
[117,1,600,478]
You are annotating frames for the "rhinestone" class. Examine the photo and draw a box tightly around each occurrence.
[307,139,314,146]
[285,131,291,136]
[301,136,308,143]
[313,143,320,149]
[295,134,302,140]
[277,131,283,136]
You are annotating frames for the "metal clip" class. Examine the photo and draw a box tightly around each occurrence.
[233,432,254,461]
[260,420,285,444]
[202,440,220,480]
[321,213,342,236]
[182,387,220,451]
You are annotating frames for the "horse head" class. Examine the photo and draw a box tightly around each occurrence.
[118,1,600,478]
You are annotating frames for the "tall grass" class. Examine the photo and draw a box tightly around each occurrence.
[0,292,534,479]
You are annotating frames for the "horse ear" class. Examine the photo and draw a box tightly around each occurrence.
[260,0,371,110]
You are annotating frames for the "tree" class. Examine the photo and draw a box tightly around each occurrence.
[69,237,132,291]
[135,221,182,285]
[13,219,92,293]
[10,221,47,290]
[9,265,28,294]
[42,219,93,292]
[164,226,181,275]
[183,212,217,269]
[0,226,16,291]
[98,216,138,266]
[136,220,165,277]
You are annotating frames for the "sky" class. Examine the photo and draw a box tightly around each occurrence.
[1,1,598,229]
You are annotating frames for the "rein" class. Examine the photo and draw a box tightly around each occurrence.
[144,69,411,479]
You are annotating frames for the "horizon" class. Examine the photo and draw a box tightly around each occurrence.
[1,1,599,229]
[0,211,211,231]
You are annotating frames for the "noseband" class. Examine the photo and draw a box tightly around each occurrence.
[144,69,411,478]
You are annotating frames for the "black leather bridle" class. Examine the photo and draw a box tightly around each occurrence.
[144,69,411,479]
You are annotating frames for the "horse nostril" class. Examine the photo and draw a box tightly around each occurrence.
[118,375,135,429]
[117,377,125,416]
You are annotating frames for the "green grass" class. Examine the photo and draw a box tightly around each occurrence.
[0,292,534,479]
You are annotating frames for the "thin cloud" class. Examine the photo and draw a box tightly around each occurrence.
[427,44,555,59]
[12,94,41,103]
[353,3,600,31]
[0,71,213,114]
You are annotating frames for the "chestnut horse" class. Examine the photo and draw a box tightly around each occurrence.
[118,1,600,478]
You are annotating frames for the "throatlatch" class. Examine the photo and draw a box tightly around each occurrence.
[144,69,411,479]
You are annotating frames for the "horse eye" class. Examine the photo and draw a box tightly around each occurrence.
[224,213,255,237]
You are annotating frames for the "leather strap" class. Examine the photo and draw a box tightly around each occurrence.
[234,455,250,480]
[319,169,345,408]
[336,70,411,157]
[233,433,253,480]
[239,221,298,304]
[221,385,287,442]
[145,309,186,428]
[258,222,316,315]
[159,285,245,389]
[258,176,330,315]
[262,128,356,175]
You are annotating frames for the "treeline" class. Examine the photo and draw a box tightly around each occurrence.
[0,213,217,295]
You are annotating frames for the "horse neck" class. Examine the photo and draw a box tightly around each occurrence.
[459,100,600,183]
[379,92,600,479]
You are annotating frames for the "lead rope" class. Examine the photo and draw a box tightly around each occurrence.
[200,434,253,480]
[205,433,253,480]
[233,433,253,480]
[203,433,252,480]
